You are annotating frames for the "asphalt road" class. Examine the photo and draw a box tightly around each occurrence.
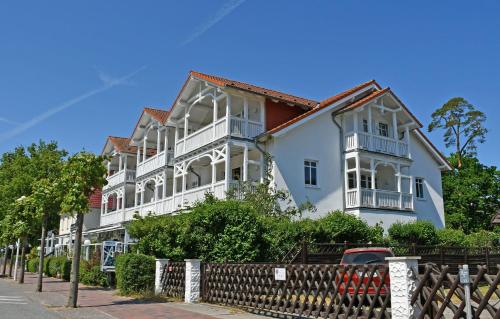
[0,276,60,319]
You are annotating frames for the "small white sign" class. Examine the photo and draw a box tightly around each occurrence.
[274,267,286,281]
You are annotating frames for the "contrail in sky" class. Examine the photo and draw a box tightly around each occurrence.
[179,0,246,47]
[0,117,19,126]
[0,65,147,144]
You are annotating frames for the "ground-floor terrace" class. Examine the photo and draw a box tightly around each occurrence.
[99,141,264,227]
[344,151,414,211]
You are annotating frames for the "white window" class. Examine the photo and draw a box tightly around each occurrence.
[360,175,372,189]
[304,160,318,187]
[362,119,369,133]
[347,172,356,189]
[415,178,425,199]
[378,122,389,137]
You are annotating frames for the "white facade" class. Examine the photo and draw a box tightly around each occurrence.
[86,72,450,235]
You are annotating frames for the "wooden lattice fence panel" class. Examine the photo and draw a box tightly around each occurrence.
[160,261,185,299]
[202,263,391,318]
[411,264,500,318]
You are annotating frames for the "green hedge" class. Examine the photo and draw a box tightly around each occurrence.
[27,258,39,273]
[116,254,155,295]
[80,260,108,287]
[41,256,71,280]
[127,199,384,262]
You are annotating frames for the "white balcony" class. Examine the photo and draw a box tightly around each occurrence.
[175,116,263,157]
[136,151,174,178]
[100,210,123,226]
[346,188,413,211]
[345,132,409,158]
[104,169,136,190]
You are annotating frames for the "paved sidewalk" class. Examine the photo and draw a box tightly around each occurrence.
[0,272,266,319]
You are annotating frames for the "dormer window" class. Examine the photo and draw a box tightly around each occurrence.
[362,119,369,133]
[378,123,389,137]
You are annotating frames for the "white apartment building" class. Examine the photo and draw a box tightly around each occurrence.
[91,70,451,241]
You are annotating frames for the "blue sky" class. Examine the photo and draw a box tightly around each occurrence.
[0,1,498,166]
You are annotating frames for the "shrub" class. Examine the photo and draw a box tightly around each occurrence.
[27,258,39,273]
[80,260,108,287]
[116,253,155,295]
[465,230,500,247]
[319,211,382,243]
[436,228,467,246]
[388,221,438,245]
[58,257,71,281]
[48,257,60,277]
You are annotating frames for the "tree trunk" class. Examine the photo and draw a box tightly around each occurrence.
[18,239,26,284]
[36,213,48,292]
[2,246,8,276]
[67,212,83,308]
[8,247,15,277]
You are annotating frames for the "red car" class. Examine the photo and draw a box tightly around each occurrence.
[338,247,393,300]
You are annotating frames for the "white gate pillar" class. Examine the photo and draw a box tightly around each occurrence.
[386,256,421,319]
[155,258,169,295]
[184,259,201,303]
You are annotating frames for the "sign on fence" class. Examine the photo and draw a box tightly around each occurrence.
[274,267,286,281]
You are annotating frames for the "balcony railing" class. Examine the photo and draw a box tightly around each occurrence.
[344,132,409,158]
[100,210,123,226]
[175,116,264,157]
[104,169,136,190]
[136,151,174,178]
[346,188,413,211]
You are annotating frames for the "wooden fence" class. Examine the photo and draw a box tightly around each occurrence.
[201,263,391,319]
[411,264,500,318]
[286,242,500,274]
[160,261,185,299]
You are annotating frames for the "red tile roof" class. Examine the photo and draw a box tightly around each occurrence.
[265,80,380,135]
[89,189,102,209]
[190,71,318,108]
[144,107,170,123]
[106,136,156,156]
[335,88,390,114]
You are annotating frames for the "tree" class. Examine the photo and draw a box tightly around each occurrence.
[31,179,64,292]
[428,97,487,168]
[59,152,107,308]
[442,155,500,233]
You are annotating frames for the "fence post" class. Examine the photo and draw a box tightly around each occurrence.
[184,259,201,303]
[386,256,421,319]
[154,258,169,295]
[301,240,308,264]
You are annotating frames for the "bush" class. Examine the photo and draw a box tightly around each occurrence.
[436,228,467,246]
[41,256,71,279]
[80,260,108,287]
[27,258,39,273]
[388,221,438,245]
[465,230,500,247]
[116,253,155,295]
[319,211,383,243]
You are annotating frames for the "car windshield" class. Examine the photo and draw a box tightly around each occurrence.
[341,251,393,265]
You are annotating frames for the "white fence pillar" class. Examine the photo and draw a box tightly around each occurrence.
[386,256,421,319]
[155,258,169,295]
[184,259,201,303]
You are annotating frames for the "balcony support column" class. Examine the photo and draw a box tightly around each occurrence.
[225,143,232,191]
[157,128,161,153]
[368,105,373,134]
[370,159,376,207]
[163,171,167,199]
[226,95,231,135]
[118,155,123,171]
[344,158,349,207]
[243,144,248,182]
[140,182,145,206]
[107,161,111,176]
[353,112,359,149]
[136,144,141,165]
[213,98,218,139]
[260,100,265,131]
[243,98,249,137]
[355,153,361,207]
[405,126,411,159]
[392,111,398,140]
[397,163,402,209]
[143,136,148,162]
[183,114,189,154]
